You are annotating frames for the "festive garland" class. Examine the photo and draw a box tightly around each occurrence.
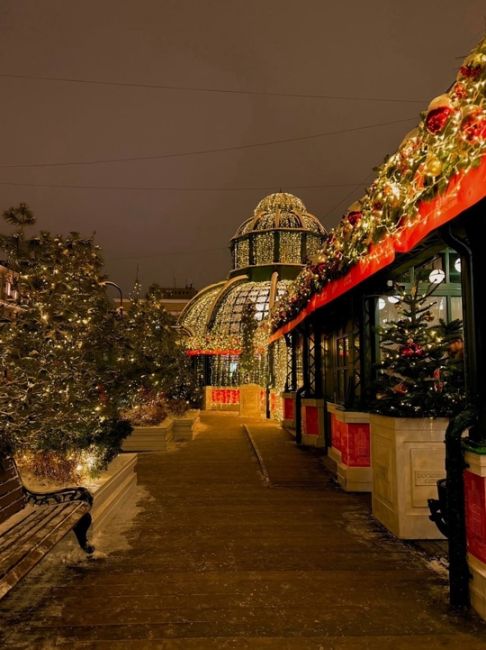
[271,37,486,332]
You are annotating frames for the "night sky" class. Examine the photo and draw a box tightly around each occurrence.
[0,1,484,293]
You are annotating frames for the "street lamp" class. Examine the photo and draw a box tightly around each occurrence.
[101,280,124,315]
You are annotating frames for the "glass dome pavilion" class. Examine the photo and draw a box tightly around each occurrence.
[178,192,326,387]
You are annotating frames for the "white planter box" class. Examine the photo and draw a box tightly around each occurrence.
[239,384,263,418]
[370,414,448,539]
[122,420,173,452]
[172,409,200,441]
[465,450,486,621]
[90,453,138,533]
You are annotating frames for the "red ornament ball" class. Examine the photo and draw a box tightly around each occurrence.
[400,342,424,358]
[461,109,486,143]
[425,95,454,135]
[347,210,363,226]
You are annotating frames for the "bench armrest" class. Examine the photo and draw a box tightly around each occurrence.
[24,486,93,508]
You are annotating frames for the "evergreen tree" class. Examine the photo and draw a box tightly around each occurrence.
[119,283,200,413]
[0,206,130,469]
[239,302,259,384]
[374,277,465,417]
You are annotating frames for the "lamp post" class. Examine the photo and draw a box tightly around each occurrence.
[101,280,124,315]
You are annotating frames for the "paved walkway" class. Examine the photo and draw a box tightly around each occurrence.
[2,412,486,648]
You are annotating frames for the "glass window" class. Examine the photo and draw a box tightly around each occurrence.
[450,296,463,322]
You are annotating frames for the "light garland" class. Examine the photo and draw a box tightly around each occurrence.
[272,37,486,332]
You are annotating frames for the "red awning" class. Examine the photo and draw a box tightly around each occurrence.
[270,154,486,343]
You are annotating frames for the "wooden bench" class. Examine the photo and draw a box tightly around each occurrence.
[0,456,94,600]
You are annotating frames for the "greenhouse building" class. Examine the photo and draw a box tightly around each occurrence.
[178,192,327,411]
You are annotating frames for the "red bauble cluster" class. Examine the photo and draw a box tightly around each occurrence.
[461,109,486,142]
[426,106,453,134]
[400,341,425,358]
[347,210,363,226]
[459,63,483,80]
[425,95,455,135]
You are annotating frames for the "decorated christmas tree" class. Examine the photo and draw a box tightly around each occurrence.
[239,302,259,384]
[0,205,130,476]
[374,277,465,417]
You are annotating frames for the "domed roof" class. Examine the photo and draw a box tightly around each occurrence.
[179,276,292,340]
[233,192,326,238]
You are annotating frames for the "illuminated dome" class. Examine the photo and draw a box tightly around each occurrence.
[231,192,327,273]
[180,277,292,340]
[234,192,326,236]
[178,192,326,386]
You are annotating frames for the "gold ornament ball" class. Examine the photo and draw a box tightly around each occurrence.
[424,155,443,177]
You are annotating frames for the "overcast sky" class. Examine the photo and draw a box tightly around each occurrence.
[0,1,484,293]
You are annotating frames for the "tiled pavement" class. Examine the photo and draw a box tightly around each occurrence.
[1,412,486,649]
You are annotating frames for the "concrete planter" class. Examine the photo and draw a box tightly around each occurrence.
[464,450,486,621]
[172,409,200,441]
[301,398,325,448]
[326,402,341,467]
[370,414,448,539]
[326,404,371,493]
[90,453,138,533]
[282,391,296,434]
[122,419,173,452]
[239,384,263,418]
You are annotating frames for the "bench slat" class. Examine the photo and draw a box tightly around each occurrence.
[0,506,50,554]
[0,475,22,496]
[0,485,25,511]
[0,502,84,577]
[0,501,89,600]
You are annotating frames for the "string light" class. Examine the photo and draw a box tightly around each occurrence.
[271,36,486,333]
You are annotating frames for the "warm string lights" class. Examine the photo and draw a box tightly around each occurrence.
[0,209,198,479]
[272,38,486,333]
[374,278,465,417]
[0,214,131,473]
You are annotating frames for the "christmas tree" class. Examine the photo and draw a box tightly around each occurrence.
[374,277,465,417]
[118,283,200,419]
[0,205,130,476]
[239,302,259,384]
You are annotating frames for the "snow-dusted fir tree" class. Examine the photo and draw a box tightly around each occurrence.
[374,277,465,417]
[0,205,130,473]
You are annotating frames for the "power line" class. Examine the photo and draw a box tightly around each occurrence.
[0,180,365,192]
[0,72,427,104]
[0,117,416,169]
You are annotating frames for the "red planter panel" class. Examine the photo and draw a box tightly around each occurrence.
[465,469,486,564]
[304,406,319,436]
[341,423,370,467]
[284,397,295,421]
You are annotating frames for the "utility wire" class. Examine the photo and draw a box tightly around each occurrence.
[0,72,427,104]
[0,180,365,192]
[0,117,416,169]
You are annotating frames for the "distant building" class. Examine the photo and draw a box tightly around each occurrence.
[116,285,198,318]
[156,286,198,317]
